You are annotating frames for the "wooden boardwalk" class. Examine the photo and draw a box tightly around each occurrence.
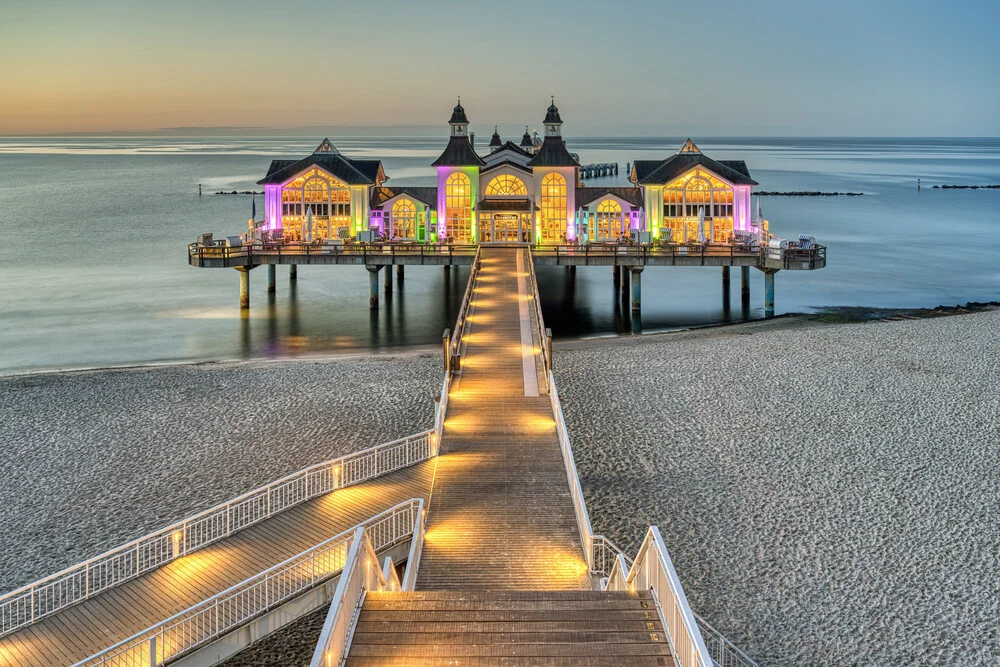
[0,462,436,667]
[417,248,591,591]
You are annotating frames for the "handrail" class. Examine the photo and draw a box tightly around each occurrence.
[311,498,426,667]
[606,526,714,667]
[73,499,422,667]
[448,246,482,367]
[0,430,436,637]
[548,368,757,667]
[525,249,550,388]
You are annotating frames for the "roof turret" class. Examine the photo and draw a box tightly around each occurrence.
[544,97,562,125]
[520,126,533,147]
[449,97,469,125]
[489,126,502,148]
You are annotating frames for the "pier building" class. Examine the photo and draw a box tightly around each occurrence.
[189,99,826,317]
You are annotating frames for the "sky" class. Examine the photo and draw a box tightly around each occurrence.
[1,0,998,136]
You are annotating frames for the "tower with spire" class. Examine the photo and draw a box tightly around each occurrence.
[432,98,484,242]
[489,126,502,152]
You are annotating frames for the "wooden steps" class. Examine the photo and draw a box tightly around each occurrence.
[345,590,676,667]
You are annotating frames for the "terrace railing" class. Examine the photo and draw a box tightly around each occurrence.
[73,499,423,667]
[188,241,479,264]
[0,431,436,638]
[531,242,826,268]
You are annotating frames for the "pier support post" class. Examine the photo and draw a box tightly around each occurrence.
[722,266,730,304]
[266,265,276,294]
[384,264,394,293]
[236,267,251,309]
[763,270,777,318]
[396,265,404,282]
[367,267,381,310]
[612,265,621,286]
[630,267,643,312]
[289,264,297,281]
[741,266,750,307]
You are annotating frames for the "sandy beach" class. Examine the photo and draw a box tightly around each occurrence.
[2,312,997,666]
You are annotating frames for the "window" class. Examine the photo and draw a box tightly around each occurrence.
[391,199,417,239]
[445,172,472,242]
[280,169,351,240]
[540,173,567,244]
[596,199,623,240]
[661,169,734,242]
[485,174,528,196]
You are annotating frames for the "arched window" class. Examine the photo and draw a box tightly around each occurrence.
[391,199,417,239]
[540,173,567,244]
[596,199,623,240]
[280,169,351,240]
[662,169,734,243]
[485,174,528,196]
[445,172,472,242]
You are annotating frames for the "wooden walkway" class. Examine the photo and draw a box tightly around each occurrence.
[417,248,591,591]
[0,462,436,667]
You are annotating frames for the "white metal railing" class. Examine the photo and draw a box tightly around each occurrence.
[71,499,422,667]
[548,368,757,667]
[0,431,435,638]
[525,248,551,391]
[310,499,426,667]
[448,246,481,371]
[606,527,713,667]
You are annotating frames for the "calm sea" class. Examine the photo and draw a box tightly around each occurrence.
[0,136,997,373]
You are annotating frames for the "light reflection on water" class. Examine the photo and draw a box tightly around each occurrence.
[0,136,998,372]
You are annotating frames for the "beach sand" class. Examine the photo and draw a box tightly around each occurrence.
[2,312,997,666]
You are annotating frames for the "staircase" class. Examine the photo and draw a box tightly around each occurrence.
[344,590,677,666]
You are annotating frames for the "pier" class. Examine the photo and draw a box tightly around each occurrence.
[2,247,757,667]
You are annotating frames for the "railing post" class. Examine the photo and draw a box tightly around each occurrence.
[149,636,157,667]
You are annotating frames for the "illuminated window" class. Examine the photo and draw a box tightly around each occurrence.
[596,199,623,240]
[540,173,567,244]
[280,169,351,240]
[485,174,528,196]
[445,172,472,242]
[391,199,417,239]
[662,169,735,242]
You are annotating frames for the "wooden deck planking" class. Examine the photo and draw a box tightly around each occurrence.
[418,248,591,591]
[0,461,436,667]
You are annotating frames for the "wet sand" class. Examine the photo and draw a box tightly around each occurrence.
[2,312,997,666]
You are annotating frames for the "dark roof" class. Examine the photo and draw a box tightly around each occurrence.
[431,136,486,167]
[719,160,751,179]
[258,153,384,186]
[475,198,532,212]
[632,153,757,186]
[481,159,533,175]
[576,186,644,209]
[370,186,438,209]
[489,127,502,147]
[449,100,468,125]
[489,140,532,158]
[544,100,562,124]
[527,137,578,167]
[520,127,533,147]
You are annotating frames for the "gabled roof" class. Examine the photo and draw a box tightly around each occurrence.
[370,185,438,209]
[678,138,700,154]
[314,138,339,154]
[576,186,644,209]
[631,153,757,186]
[258,151,385,186]
[527,137,578,167]
[431,135,486,167]
[719,160,752,179]
[481,158,533,175]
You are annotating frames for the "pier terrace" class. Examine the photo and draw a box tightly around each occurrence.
[2,247,758,667]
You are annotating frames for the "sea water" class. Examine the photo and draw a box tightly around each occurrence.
[0,136,997,372]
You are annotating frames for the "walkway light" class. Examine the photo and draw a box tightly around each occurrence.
[172,530,182,558]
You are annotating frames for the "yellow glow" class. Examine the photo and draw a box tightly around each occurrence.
[484,174,528,196]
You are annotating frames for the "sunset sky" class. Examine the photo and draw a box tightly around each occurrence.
[2,0,997,136]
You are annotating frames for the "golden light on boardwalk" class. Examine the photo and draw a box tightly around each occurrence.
[168,547,232,583]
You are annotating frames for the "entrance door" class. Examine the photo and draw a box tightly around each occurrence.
[493,214,520,243]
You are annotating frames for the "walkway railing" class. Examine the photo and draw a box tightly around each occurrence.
[548,369,757,667]
[525,249,551,388]
[446,246,481,375]
[0,431,436,638]
[73,499,423,667]
[532,242,826,268]
[188,241,478,263]
[309,499,427,667]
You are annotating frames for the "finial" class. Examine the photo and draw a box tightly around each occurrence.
[551,95,554,105]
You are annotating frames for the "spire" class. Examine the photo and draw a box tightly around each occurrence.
[489,125,502,149]
[520,125,533,147]
[313,138,339,154]
[544,98,562,136]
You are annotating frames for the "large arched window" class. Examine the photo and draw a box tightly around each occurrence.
[596,199,623,240]
[391,199,417,239]
[485,174,528,196]
[662,169,734,243]
[281,169,351,240]
[445,172,472,242]
[540,173,567,244]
